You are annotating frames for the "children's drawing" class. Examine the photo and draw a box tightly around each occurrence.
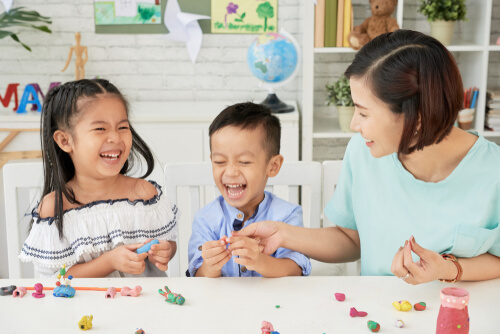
[94,0,162,25]
[211,0,277,34]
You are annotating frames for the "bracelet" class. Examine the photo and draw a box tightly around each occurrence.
[437,254,463,283]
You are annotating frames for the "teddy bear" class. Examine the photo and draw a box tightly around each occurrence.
[348,0,399,50]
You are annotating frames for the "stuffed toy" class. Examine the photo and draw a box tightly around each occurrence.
[348,0,399,50]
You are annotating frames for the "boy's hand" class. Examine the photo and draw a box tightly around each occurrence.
[143,239,173,271]
[228,236,264,271]
[109,243,148,275]
[200,237,232,273]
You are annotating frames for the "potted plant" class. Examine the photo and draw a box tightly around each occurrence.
[418,0,467,46]
[326,75,354,132]
[0,7,52,51]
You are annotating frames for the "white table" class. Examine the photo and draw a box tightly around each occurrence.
[0,276,498,333]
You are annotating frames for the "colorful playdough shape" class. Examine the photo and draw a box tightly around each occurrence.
[367,320,381,332]
[414,301,427,311]
[158,286,185,305]
[32,283,45,298]
[121,285,142,297]
[0,285,16,296]
[78,315,93,331]
[395,318,405,328]
[334,293,345,301]
[12,286,27,298]
[350,307,367,317]
[393,300,412,311]
[105,287,117,298]
[136,239,159,254]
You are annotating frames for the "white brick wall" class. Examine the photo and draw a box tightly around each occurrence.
[0,0,304,108]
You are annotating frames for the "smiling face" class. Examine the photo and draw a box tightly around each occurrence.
[210,125,282,219]
[55,95,132,180]
[349,76,405,158]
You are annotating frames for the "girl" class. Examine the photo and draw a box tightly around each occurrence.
[20,79,178,278]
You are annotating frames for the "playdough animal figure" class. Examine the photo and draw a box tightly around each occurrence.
[158,286,185,305]
[78,315,93,331]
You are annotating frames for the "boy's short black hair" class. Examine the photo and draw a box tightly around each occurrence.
[209,102,281,159]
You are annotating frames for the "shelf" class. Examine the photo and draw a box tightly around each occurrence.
[484,131,500,137]
[313,116,356,139]
[488,45,500,51]
[314,47,356,54]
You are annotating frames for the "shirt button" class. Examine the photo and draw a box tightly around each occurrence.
[241,266,247,273]
[237,213,243,219]
[198,245,202,251]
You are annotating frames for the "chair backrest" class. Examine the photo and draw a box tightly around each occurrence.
[321,160,360,276]
[3,160,44,278]
[164,161,322,277]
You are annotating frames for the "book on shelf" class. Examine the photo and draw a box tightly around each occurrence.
[324,0,338,47]
[342,0,352,47]
[314,0,326,48]
[487,88,500,100]
[488,102,500,109]
[336,0,344,47]
[489,109,500,115]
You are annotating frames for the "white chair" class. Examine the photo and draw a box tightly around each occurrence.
[164,161,322,277]
[322,160,361,276]
[3,160,44,278]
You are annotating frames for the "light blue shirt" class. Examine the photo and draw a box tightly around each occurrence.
[325,133,500,276]
[188,191,311,277]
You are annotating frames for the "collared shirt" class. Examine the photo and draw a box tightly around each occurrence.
[188,191,311,277]
[325,133,500,276]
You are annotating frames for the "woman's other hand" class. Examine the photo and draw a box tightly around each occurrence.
[391,236,457,285]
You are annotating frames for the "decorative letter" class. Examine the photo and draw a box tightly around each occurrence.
[0,83,20,112]
[17,84,43,114]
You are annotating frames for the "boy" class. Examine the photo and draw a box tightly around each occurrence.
[187,102,311,277]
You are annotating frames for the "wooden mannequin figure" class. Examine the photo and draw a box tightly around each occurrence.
[61,32,88,80]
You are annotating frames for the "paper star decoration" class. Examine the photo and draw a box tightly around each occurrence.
[1,0,13,12]
[163,0,210,63]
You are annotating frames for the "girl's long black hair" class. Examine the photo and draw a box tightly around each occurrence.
[37,79,155,239]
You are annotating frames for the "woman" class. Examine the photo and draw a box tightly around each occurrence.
[231,30,500,284]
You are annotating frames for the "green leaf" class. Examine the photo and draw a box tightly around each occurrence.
[10,33,31,51]
[0,6,51,51]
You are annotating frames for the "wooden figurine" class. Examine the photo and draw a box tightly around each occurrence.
[61,32,88,80]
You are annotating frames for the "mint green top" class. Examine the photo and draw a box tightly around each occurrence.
[325,133,500,276]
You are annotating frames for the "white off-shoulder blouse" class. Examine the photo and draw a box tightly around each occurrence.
[19,181,178,278]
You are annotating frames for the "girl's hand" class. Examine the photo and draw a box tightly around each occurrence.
[146,239,174,271]
[109,243,148,275]
[200,237,232,273]
[231,220,285,255]
[228,236,264,271]
[391,236,457,285]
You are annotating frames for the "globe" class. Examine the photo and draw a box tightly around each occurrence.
[247,30,300,113]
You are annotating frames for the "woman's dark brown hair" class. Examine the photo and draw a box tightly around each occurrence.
[345,29,464,155]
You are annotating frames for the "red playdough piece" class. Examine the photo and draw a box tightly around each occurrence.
[334,293,345,301]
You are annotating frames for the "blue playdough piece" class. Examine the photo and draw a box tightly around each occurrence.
[136,239,159,254]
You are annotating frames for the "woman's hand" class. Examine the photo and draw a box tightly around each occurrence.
[391,236,457,285]
[228,236,264,271]
[230,220,285,255]
[108,243,148,275]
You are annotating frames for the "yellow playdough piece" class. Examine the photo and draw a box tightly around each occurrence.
[392,300,412,312]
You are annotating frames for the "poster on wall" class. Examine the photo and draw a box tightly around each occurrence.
[211,0,278,34]
[94,0,162,25]
[95,0,212,34]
